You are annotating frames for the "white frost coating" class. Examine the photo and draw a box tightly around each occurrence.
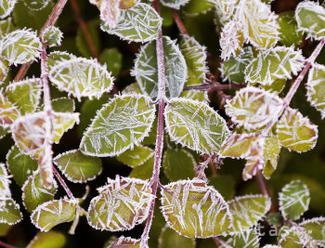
[99,0,121,29]
[279,225,313,247]
[245,46,305,86]
[42,26,63,48]
[225,86,283,130]
[87,176,154,231]
[100,3,162,43]
[160,179,232,238]
[0,0,17,19]
[52,112,80,144]
[209,0,237,25]
[49,57,114,101]
[278,180,310,220]
[160,0,190,9]
[220,20,243,60]
[22,0,50,10]
[0,198,23,225]
[295,1,325,40]
[165,98,230,154]
[105,236,142,248]
[0,89,20,127]
[0,29,42,65]
[132,36,187,99]
[0,163,11,199]
[0,59,8,83]
[306,63,325,119]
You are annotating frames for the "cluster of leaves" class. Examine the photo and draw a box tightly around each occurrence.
[0,0,324,247]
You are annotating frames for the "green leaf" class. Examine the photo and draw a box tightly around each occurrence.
[276,108,318,153]
[0,59,9,83]
[129,157,154,180]
[76,19,100,58]
[245,46,305,86]
[0,91,20,127]
[101,3,162,42]
[0,18,15,38]
[279,180,310,220]
[183,0,214,16]
[52,112,79,144]
[279,226,312,248]
[22,171,58,212]
[0,126,8,140]
[228,195,271,233]
[208,175,236,201]
[306,63,325,119]
[6,145,38,186]
[117,145,153,168]
[180,35,207,86]
[27,231,66,248]
[42,26,63,48]
[31,198,78,232]
[54,149,102,183]
[80,94,156,157]
[106,236,140,248]
[278,11,303,47]
[160,179,232,238]
[51,97,75,113]
[162,148,196,181]
[262,134,281,179]
[47,51,76,70]
[222,228,260,248]
[5,78,41,114]
[49,57,114,101]
[0,163,11,198]
[158,226,195,248]
[87,176,153,231]
[99,48,122,76]
[180,90,208,102]
[0,29,41,65]
[160,0,190,10]
[133,36,187,99]
[22,0,50,11]
[0,0,16,19]
[0,198,22,225]
[300,217,325,247]
[165,98,230,154]
[295,1,325,40]
[225,87,283,130]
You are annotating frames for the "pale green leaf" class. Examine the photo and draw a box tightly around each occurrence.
[106,236,140,248]
[279,226,313,248]
[52,112,79,144]
[0,91,20,127]
[51,97,75,113]
[262,134,281,179]
[0,163,11,198]
[129,157,153,180]
[22,0,50,11]
[300,217,325,247]
[222,228,260,248]
[27,231,66,248]
[0,0,17,19]
[183,0,213,16]
[278,11,303,47]
[42,26,63,48]
[0,198,22,225]
[158,226,195,248]
[0,59,9,83]
[180,90,208,102]
[0,18,15,38]
[117,145,153,168]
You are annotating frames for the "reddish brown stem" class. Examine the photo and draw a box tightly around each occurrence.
[172,10,188,35]
[0,241,15,248]
[256,170,270,197]
[53,166,75,200]
[70,0,99,58]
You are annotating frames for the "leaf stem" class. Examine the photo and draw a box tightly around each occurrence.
[255,170,270,197]
[70,0,99,58]
[172,10,188,35]
[52,166,75,200]
[0,241,16,248]
[14,0,69,81]
[140,1,166,246]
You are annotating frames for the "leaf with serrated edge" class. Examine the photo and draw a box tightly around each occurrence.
[116,145,154,168]
[47,51,76,70]
[220,20,244,60]
[300,217,325,247]
[42,25,63,48]
[222,227,260,248]
[276,108,318,153]
[80,94,156,157]
[245,46,305,86]
[49,57,114,101]
[160,0,190,9]
[279,180,310,220]
[0,198,22,225]
[180,90,208,103]
[30,198,77,232]
[132,36,187,99]
[0,0,17,19]
[106,236,140,248]
[0,90,20,128]
[0,29,41,65]
[279,225,313,248]
[87,176,153,231]
[225,87,283,130]
[160,179,232,238]
[54,149,102,183]
[306,63,325,119]
[51,97,75,113]
[262,134,281,180]
[0,163,11,198]
[100,3,162,43]
[165,98,230,154]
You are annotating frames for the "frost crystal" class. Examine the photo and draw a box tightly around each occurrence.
[0,0,17,19]
[220,20,244,60]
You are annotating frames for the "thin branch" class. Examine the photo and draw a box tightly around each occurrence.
[141,0,166,246]
[14,0,69,81]
[52,166,75,200]
[255,170,270,197]
[0,241,16,248]
[70,0,99,58]
[172,10,188,35]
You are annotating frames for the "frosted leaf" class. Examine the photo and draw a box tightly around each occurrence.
[162,148,196,181]
[183,0,214,16]
[132,36,187,99]
[80,94,155,157]
[165,98,230,154]
[220,47,254,84]
[0,0,16,19]
[306,63,325,119]
[180,90,208,102]
[98,0,120,29]
[49,57,114,101]
[279,226,313,248]
[22,0,50,10]
[0,59,8,82]
[0,29,41,65]
[6,145,38,186]
[101,3,162,43]
[228,195,271,233]
[235,0,279,49]
[160,0,190,9]
[26,231,66,248]
[180,35,208,86]
[106,236,140,248]
[42,26,63,48]
[53,149,102,183]
[160,179,232,238]
[210,0,237,25]
[0,17,15,38]
[122,82,142,95]
[225,87,283,130]
[116,145,153,168]
[158,226,196,248]
[295,1,325,40]
[47,51,76,70]
[129,157,153,180]
[262,134,281,180]
[0,199,22,225]
[87,176,153,231]
[221,228,260,248]
[276,108,318,153]
[22,171,57,212]
[245,46,305,86]
[0,163,11,198]
[0,126,8,140]
[52,112,80,144]
[5,78,41,114]
[51,97,75,113]
[279,180,310,221]
[300,217,325,247]
[220,20,244,60]
[30,198,78,232]
[0,91,19,128]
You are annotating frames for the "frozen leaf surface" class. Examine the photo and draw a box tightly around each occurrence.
[160,0,190,9]
[116,145,153,168]
[0,0,17,19]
